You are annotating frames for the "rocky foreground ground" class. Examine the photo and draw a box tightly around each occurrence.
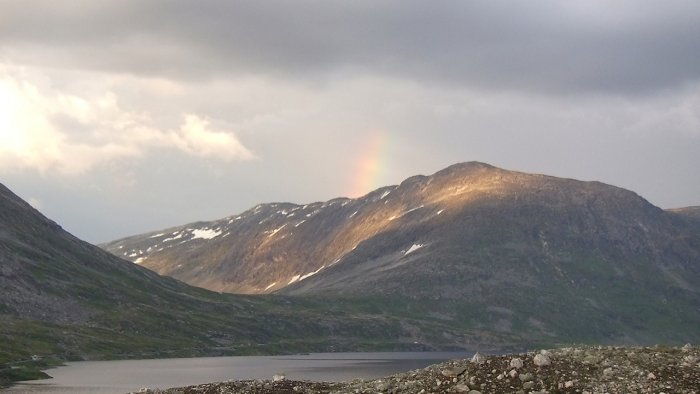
[138,345,699,394]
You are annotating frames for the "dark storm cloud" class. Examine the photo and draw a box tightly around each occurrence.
[2,0,700,95]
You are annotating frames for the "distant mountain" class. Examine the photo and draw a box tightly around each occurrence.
[105,162,700,295]
[104,162,700,344]
[668,206,700,224]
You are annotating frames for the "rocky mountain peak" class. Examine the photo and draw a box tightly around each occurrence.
[436,160,496,174]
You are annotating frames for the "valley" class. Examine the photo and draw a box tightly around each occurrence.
[2,162,699,388]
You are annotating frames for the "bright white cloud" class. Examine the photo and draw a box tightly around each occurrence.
[0,69,254,175]
[170,114,255,161]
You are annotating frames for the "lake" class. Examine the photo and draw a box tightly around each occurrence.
[4,352,470,394]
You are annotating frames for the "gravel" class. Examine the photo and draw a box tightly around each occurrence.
[136,345,699,394]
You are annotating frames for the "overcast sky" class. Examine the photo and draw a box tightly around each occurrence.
[1,0,699,243]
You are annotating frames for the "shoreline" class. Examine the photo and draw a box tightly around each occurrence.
[139,345,699,394]
[0,349,494,391]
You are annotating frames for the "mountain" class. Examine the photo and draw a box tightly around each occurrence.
[104,162,700,344]
[0,181,477,381]
[668,206,700,225]
[104,162,700,295]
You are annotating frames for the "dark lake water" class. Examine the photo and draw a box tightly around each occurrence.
[4,352,470,394]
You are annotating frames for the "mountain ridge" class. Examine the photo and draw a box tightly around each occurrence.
[102,162,700,345]
[103,161,697,296]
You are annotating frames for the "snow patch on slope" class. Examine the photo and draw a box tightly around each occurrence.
[192,228,222,240]
[267,224,287,238]
[163,232,184,242]
[299,265,326,281]
[388,205,425,221]
[404,243,424,255]
[405,205,424,214]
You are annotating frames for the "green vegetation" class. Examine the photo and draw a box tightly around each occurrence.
[0,366,51,388]
[0,353,62,388]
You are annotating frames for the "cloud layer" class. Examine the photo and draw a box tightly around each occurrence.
[0,1,699,243]
[0,68,253,174]
[1,1,699,94]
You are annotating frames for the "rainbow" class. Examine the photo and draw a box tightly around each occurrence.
[347,130,390,198]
